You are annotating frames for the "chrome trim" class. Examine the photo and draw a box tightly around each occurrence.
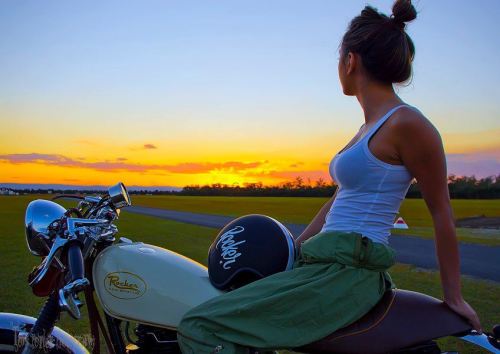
[460,332,500,353]
[119,237,133,244]
[30,218,111,287]
[59,278,90,320]
[145,331,178,344]
[107,182,131,209]
[66,218,110,238]
[0,313,89,353]
[84,196,101,204]
[29,235,69,287]
[25,199,66,256]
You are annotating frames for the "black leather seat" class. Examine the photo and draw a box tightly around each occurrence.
[295,289,471,354]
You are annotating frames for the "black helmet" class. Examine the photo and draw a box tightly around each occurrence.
[208,214,295,290]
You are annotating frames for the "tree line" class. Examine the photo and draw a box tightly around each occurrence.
[8,175,499,198]
[175,174,500,199]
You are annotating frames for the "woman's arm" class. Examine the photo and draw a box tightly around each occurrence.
[394,108,482,332]
[295,188,338,252]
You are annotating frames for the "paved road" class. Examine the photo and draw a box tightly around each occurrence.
[126,206,500,282]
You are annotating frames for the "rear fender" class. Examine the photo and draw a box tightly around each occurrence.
[0,312,89,353]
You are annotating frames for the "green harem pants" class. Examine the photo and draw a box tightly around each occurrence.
[177,231,397,354]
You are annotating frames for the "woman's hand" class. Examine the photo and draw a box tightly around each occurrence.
[445,298,482,333]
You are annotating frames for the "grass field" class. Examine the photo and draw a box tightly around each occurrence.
[131,195,500,246]
[0,195,499,353]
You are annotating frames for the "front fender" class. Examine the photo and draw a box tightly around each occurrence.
[0,312,89,353]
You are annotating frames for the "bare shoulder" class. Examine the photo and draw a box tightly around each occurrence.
[390,106,442,144]
[391,106,434,130]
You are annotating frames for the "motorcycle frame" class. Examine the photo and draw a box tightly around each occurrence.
[83,245,129,354]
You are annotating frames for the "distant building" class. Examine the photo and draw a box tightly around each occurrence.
[0,188,18,196]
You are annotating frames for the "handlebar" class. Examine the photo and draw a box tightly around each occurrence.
[67,242,84,281]
[58,242,89,320]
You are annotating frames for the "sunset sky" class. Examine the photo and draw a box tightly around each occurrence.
[1,0,499,187]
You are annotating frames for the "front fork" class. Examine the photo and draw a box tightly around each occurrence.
[20,300,126,354]
[21,293,62,354]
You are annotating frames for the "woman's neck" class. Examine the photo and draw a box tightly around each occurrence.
[355,81,404,125]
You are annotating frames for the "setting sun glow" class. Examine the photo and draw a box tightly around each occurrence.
[1,1,498,188]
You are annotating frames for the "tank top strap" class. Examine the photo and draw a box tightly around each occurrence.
[365,104,409,140]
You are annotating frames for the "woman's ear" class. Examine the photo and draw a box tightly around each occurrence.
[345,52,357,76]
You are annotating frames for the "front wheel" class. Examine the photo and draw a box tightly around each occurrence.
[0,313,88,353]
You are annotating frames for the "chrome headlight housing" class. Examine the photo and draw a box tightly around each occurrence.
[107,182,131,209]
[25,199,67,256]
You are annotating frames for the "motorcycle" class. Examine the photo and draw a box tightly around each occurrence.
[0,182,498,353]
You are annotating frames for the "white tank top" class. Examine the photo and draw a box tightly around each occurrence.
[320,105,414,245]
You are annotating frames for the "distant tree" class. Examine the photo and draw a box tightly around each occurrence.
[294,176,304,189]
[10,175,498,198]
[315,178,326,188]
[175,175,499,198]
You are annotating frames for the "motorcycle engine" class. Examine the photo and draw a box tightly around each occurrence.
[128,324,180,354]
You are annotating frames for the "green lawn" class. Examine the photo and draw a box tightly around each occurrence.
[131,195,500,246]
[0,195,498,353]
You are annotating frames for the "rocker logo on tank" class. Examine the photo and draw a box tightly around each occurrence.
[216,226,246,270]
[104,272,147,299]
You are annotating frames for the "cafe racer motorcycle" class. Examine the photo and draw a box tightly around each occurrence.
[0,182,498,353]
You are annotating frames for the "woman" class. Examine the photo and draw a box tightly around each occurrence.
[177,1,481,353]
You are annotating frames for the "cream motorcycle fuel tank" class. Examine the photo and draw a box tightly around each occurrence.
[93,241,223,329]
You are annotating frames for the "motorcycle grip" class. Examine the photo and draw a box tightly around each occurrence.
[67,242,84,281]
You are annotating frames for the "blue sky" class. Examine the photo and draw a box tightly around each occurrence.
[0,0,499,185]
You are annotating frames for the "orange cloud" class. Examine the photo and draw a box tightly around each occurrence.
[0,153,264,175]
[143,144,157,149]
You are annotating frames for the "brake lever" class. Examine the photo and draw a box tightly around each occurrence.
[58,278,90,319]
[29,218,109,287]
[29,235,69,287]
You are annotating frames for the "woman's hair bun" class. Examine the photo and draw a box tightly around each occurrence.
[391,0,417,28]
[341,0,418,84]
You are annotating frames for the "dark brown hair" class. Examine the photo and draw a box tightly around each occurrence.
[341,0,417,84]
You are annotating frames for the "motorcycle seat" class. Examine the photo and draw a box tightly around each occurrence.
[295,289,471,354]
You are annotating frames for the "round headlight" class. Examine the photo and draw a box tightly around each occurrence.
[25,199,67,256]
[107,182,131,209]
